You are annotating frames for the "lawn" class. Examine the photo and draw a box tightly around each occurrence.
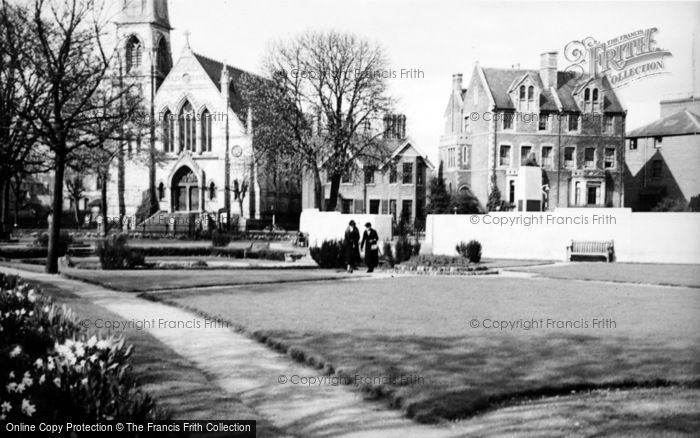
[509,262,700,288]
[150,275,700,424]
[63,268,355,292]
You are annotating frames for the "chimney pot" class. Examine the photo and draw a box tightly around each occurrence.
[539,52,558,89]
[452,73,463,92]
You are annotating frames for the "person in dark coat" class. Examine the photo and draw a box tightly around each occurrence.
[360,222,379,272]
[344,220,360,273]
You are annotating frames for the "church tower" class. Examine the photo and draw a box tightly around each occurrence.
[115,0,173,91]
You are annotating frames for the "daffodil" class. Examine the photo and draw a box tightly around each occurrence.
[21,399,36,417]
[9,345,21,358]
[0,401,11,413]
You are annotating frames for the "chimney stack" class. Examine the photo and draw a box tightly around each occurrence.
[539,52,558,89]
[221,62,230,100]
[452,73,463,93]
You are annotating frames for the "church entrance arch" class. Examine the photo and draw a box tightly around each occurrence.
[171,166,200,211]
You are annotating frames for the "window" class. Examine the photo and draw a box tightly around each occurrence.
[416,162,425,185]
[508,180,515,203]
[538,113,548,131]
[604,115,614,133]
[156,38,171,75]
[564,147,575,168]
[604,148,615,169]
[527,85,534,111]
[519,85,526,110]
[584,148,595,168]
[341,172,351,183]
[541,146,553,168]
[402,162,413,184]
[592,88,599,108]
[178,101,196,152]
[364,167,375,184]
[401,200,413,222]
[125,36,142,72]
[447,147,456,168]
[463,116,470,133]
[568,114,579,131]
[587,183,600,205]
[584,88,590,110]
[503,112,514,130]
[499,145,511,167]
[341,199,353,213]
[462,145,469,167]
[389,164,397,184]
[369,199,380,214]
[651,159,663,178]
[157,182,165,201]
[200,109,212,152]
[520,146,532,166]
[574,181,581,205]
[629,139,638,150]
[208,182,216,200]
[162,110,174,152]
[354,200,364,214]
[654,137,663,148]
[389,200,397,221]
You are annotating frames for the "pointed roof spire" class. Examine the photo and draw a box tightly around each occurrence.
[184,29,191,49]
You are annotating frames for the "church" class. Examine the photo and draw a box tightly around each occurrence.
[108,0,301,229]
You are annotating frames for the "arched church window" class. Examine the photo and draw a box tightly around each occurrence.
[156,38,171,75]
[209,182,216,200]
[125,36,142,73]
[592,88,599,108]
[158,182,165,200]
[178,101,196,152]
[162,110,174,152]
[201,109,212,152]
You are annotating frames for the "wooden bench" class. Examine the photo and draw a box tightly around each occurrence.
[567,240,614,262]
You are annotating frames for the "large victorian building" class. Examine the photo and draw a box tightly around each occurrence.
[107,0,300,228]
[440,52,626,210]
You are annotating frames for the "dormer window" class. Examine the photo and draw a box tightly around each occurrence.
[583,87,600,112]
[527,86,534,111]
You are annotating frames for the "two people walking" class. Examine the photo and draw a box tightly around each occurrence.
[344,220,379,273]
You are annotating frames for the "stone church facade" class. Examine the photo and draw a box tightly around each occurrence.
[108,0,300,228]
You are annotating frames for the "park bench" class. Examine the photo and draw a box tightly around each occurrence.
[567,240,614,262]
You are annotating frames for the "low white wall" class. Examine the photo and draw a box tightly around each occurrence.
[425,209,700,264]
[299,209,393,247]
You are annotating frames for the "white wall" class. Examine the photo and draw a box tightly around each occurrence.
[425,208,700,264]
[299,209,393,247]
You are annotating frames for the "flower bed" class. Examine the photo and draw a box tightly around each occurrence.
[395,254,496,276]
[0,274,166,422]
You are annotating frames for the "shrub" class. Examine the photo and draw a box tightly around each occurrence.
[457,240,482,263]
[211,231,232,247]
[0,274,167,422]
[96,234,145,270]
[382,242,395,267]
[394,236,416,264]
[32,231,73,254]
[309,240,345,269]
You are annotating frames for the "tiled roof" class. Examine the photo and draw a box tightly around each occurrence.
[627,109,700,138]
[480,68,624,113]
[193,53,267,121]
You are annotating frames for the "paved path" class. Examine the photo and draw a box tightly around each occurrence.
[3,266,698,437]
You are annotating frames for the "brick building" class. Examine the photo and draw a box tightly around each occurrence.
[440,52,626,210]
[301,115,434,225]
[625,95,700,211]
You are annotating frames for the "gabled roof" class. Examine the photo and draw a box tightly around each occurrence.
[379,140,434,170]
[479,67,625,113]
[193,52,267,121]
[627,109,700,138]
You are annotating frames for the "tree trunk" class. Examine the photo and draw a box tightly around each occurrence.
[326,173,342,211]
[312,168,324,211]
[0,177,9,239]
[117,141,125,228]
[73,196,81,228]
[46,152,66,274]
[100,169,109,235]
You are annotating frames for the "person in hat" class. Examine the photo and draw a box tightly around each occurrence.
[360,222,379,272]
[344,220,360,273]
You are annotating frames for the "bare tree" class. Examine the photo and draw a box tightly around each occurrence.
[18,0,144,273]
[243,30,394,211]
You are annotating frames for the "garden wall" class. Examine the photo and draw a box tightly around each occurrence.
[425,209,700,264]
[299,209,393,247]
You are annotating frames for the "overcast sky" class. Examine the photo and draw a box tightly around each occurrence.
[165,0,699,161]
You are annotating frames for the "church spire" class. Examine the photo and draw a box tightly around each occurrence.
[116,0,172,30]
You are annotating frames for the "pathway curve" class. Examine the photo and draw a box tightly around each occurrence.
[2,266,697,437]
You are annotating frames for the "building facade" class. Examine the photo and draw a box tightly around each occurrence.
[105,0,300,227]
[440,52,626,211]
[301,116,434,225]
[625,95,700,211]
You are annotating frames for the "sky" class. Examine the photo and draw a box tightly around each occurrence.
[164,0,700,162]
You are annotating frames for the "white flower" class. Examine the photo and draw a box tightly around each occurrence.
[0,401,11,413]
[0,414,5,421]
[43,305,50,313]
[9,345,21,358]
[81,377,88,386]
[74,345,85,358]
[6,383,17,393]
[53,377,61,388]
[86,336,97,348]
[34,358,43,368]
[16,383,26,394]
[96,340,110,350]
[27,289,38,303]
[88,353,98,363]
[22,375,33,388]
[38,374,45,384]
[21,399,36,417]
[46,357,55,371]
[9,371,15,379]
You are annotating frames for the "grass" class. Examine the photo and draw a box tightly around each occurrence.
[509,262,700,288]
[62,268,356,292]
[149,275,700,424]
